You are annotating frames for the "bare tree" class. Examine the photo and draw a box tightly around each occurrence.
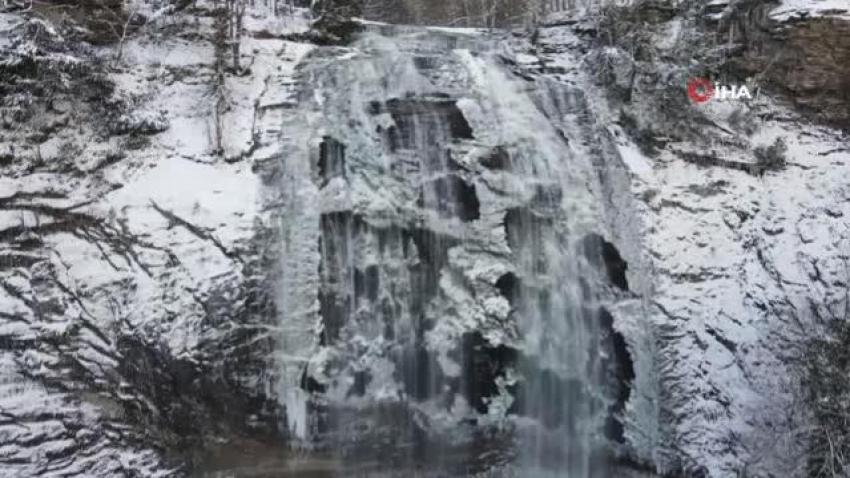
[90,0,173,63]
[114,0,145,62]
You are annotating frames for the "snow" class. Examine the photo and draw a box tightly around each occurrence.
[608,125,654,180]
[771,0,850,20]
[0,14,21,50]
[124,38,213,67]
[107,158,257,241]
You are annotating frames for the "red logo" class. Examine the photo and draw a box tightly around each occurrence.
[688,78,714,103]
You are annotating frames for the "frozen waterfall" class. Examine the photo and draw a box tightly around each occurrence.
[271,25,626,477]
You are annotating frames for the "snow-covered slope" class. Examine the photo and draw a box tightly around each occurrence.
[0,3,314,475]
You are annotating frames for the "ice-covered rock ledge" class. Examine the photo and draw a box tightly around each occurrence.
[0,3,314,474]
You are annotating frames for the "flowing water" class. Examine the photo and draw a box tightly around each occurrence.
[270,25,619,477]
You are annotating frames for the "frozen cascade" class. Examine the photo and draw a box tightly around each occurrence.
[272,25,627,476]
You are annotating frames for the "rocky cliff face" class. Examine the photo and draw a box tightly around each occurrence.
[768,16,850,127]
[1,0,849,477]
[718,0,850,129]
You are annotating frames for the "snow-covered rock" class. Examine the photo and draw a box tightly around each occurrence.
[0,2,314,475]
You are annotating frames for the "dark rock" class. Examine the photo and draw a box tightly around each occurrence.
[618,110,666,156]
[385,97,474,144]
[582,234,629,291]
[395,343,443,401]
[495,272,520,306]
[460,332,518,414]
[115,330,281,459]
[317,136,346,186]
[408,227,461,317]
[705,325,737,354]
[367,100,383,115]
[354,265,380,302]
[347,369,370,398]
[301,366,326,394]
[597,308,634,443]
[311,0,362,18]
[753,138,787,171]
[383,124,401,152]
[413,56,439,70]
[318,212,364,344]
[408,226,461,267]
[319,289,349,345]
[311,13,365,46]
[419,175,480,222]
[479,146,511,170]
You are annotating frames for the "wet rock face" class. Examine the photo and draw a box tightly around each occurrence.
[316,211,463,346]
[395,344,444,401]
[597,308,634,443]
[372,96,474,161]
[419,175,481,222]
[317,136,346,186]
[582,234,629,291]
[459,332,518,414]
[385,97,475,142]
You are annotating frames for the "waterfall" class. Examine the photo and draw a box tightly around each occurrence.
[273,25,618,476]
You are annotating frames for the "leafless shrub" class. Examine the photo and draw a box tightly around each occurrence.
[753,138,787,170]
[728,106,759,136]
